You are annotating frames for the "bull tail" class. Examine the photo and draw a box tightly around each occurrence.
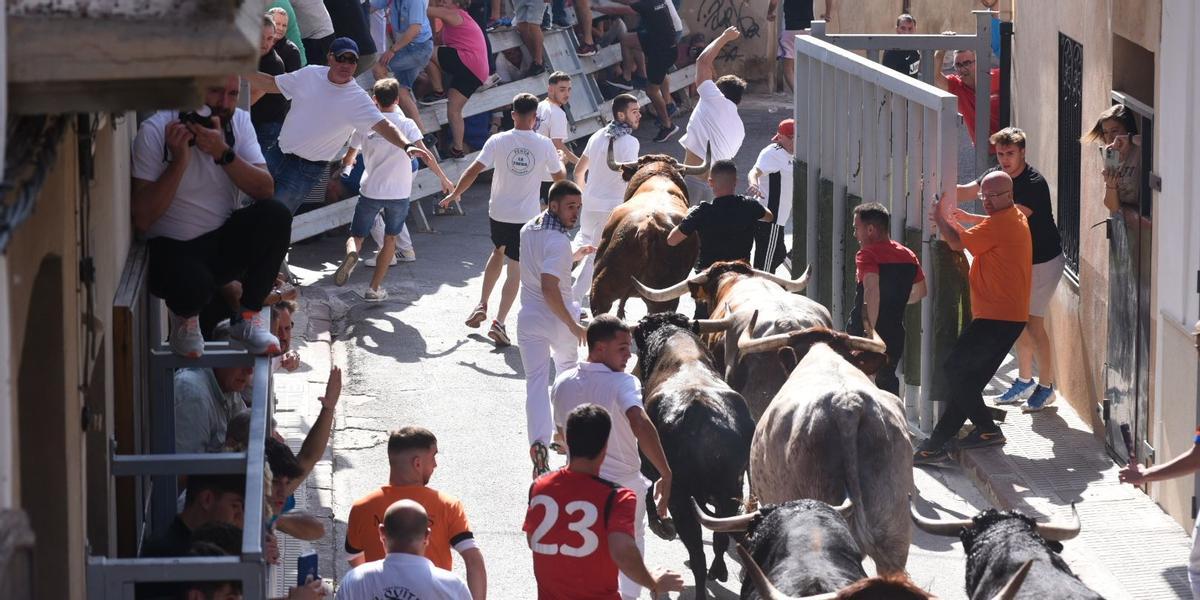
[832,400,879,563]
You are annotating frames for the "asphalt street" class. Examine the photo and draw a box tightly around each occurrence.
[287,92,1040,599]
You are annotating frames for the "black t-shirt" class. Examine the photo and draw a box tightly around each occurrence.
[274,38,303,72]
[847,240,924,355]
[882,49,920,78]
[679,194,766,268]
[632,0,677,48]
[977,164,1062,264]
[252,50,290,126]
[782,0,814,31]
[136,517,193,599]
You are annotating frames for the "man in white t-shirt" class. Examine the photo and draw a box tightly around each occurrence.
[336,499,472,600]
[571,93,641,307]
[332,78,454,301]
[518,181,594,479]
[678,26,747,206]
[747,117,795,273]
[131,76,286,358]
[536,72,579,203]
[247,37,431,214]
[550,315,674,600]
[438,93,566,347]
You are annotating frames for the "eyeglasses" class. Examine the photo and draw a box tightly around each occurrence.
[333,53,359,64]
[954,59,976,69]
[977,190,1011,199]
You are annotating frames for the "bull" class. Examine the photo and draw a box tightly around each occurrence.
[910,498,1098,599]
[632,312,755,599]
[632,260,830,418]
[738,312,913,575]
[588,143,709,318]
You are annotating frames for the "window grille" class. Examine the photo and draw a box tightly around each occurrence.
[1057,33,1084,275]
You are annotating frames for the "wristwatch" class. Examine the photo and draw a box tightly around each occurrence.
[215,149,236,166]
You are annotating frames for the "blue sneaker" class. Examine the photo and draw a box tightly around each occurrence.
[994,378,1035,405]
[1022,385,1056,412]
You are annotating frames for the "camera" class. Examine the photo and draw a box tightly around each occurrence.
[179,105,216,129]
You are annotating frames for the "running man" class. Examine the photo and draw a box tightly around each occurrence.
[537,72,580,203]
[746,118,795,273]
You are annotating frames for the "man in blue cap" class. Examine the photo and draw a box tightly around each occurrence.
[248,37,439,214]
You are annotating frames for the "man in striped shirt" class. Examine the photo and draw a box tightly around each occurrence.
[747,118,795,273]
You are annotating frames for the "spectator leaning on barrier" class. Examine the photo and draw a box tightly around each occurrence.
[915,171,1031,465]
[131,76,287,358]
[882,13,920,78]
[332,78,452,300]
[595,0,680,143]
[254,15,291,161]
[846,202,927,397]
[933,45,1000,154]
[438,93,566,348]
[572,94,641,307]
[509,0,549,77]
[141,474,247,558]
[766,0,832,92]
[247,37,432,214]
[345,427,487,598]
[174,360,251,454]
[678,27,746,206]
[954,127,1064,413]
[373,0,437,132]
[338,500,472,600]
[746,118,795,273]
[422,0,492,159]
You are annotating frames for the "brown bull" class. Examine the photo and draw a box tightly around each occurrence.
[633,260,830,419]
[739,313,913,576]
[588,142,708,318]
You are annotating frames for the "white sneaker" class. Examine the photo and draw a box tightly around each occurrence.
[228,310,281,355]
[365,287,389,302]
[397,249,416,262]
[169,313,204,358]
[363,254,397,267]
[334,249,358,286]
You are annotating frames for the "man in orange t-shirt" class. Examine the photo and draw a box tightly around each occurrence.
[344,426,487,598]
[915,171,1031,465]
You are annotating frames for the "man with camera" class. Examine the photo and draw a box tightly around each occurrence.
[247,37,433,214]
[132,76,289,358]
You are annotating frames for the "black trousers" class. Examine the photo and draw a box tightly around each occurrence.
[752,222,787,272]
[928,318,1026,447]
[302,34,335,66]
[874,325,905,396]
[148,199,292,318]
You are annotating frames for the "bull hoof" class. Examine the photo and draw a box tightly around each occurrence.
[709,560,728,582]
[649,516,677,541]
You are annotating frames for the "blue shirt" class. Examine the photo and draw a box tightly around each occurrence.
[371,0,433,45]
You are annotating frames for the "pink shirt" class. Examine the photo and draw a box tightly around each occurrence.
[441,9,489,83]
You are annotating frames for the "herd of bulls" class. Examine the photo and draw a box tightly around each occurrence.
[584,148,1103,599]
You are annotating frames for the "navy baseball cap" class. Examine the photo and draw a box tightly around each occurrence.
[329,37,360,58]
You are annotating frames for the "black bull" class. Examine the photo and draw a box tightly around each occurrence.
[633,312,755,600]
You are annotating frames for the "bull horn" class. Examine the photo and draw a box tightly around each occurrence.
[1035,503,1081,541]
[832,496,854,519]
[844,335,887,355]
[735,544,828,600]
[606,138,638,172]
[693,314,736,334]
[990,560,1033,600]
[692,498,758,533]
[910,496,972,537]
[631,276,691,303]
[738,311,795,355]
[752,264,811,292]
[680,143,712,176]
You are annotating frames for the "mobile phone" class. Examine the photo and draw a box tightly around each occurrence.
[297,550,319,587]
[1103,146,1120,171]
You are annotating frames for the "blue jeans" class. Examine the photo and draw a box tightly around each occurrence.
[271,153,328,214]
[389,40,434,89]
[255,121,283,165]
[351,197,411,237]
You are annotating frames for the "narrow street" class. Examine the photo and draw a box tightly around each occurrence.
[283,94,1134,598]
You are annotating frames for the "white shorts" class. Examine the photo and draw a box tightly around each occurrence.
[778,28,810,59]
[1029,253,1066,317]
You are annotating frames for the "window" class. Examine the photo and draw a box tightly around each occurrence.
[1057,33,1083,276]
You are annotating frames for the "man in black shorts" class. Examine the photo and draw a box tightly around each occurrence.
[439,93,565,346]
[596,0,680,142]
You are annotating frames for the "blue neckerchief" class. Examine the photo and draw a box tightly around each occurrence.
[530,210,570,234]
[604,120,634,139]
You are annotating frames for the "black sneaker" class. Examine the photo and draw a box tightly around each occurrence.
[958,428,1007,449]
[608,78,634,91]
[653,124,680,143]
[419,91,448,105]
[913,441,951,465]
[575,43,598,57]
[526,63,547,77]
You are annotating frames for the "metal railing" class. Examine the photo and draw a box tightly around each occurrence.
[87,301,273,599]
[791,33,959,430]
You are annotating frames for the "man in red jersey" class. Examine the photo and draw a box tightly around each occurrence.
[523,404,683,599]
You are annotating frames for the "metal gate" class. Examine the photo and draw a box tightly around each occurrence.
[1056,33,1083,275]
[792,34,961,430]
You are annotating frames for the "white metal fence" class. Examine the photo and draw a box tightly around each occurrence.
[792,34,960,430]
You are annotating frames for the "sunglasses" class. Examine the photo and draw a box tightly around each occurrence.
[333,53,359,64]
[954,59,976,69]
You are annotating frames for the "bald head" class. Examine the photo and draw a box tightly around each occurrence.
[979,171,1014,214]
[382,500,430,553]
